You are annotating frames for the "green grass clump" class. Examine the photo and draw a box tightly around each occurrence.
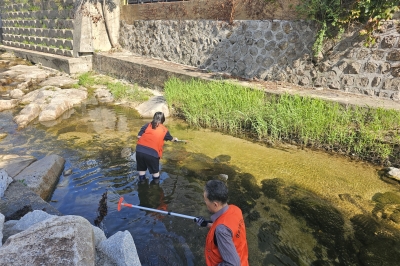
[164,77,400,162]
[76,72,152,102]
[78,72,97,87]
[107,82,151,102]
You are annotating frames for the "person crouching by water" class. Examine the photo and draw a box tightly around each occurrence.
[195,180,249,266]
[136,111,177,182]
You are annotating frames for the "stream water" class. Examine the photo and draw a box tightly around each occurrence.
[1,52,400,266]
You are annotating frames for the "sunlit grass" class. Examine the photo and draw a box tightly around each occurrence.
[76,72,152,101]
[165,77,400,162]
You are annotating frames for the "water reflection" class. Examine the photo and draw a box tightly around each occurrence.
[1,60,400,265]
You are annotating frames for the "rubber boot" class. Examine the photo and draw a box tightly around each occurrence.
[152,175,160,184]
[139,175,146,182]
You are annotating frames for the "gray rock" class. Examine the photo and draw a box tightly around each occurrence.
[13,103,41,129]
[15,87,88,128]
[97,230,141,266]
[2,220,19,245]
[0,181,61,222]
[0,213,4,247]
[0,215,96,266]
[12,210,54,231]
[13,154,65,200]
[0,169,13,198]
[135,95,169,118]
[95,88,114,103]
[0,154,37,178]
[39,76,78,87]
[92,225,107,247]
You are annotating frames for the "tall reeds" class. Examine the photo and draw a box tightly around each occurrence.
[164,77,400,163]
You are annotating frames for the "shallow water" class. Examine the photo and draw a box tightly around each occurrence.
[1,56,400,265]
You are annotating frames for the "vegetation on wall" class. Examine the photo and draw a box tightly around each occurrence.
[294,0,400,56]
[165,77,400,167]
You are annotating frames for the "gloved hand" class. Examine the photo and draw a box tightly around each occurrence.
[195,216,211,227]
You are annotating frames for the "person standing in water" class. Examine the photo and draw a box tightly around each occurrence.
[196,180,249,266]
[136,111,177,182]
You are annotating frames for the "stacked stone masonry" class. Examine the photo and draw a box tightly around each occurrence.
[120,19,400,100]
[0,0,75,57]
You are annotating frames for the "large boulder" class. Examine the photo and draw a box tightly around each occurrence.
[0,154,37,178]
[13,103,41,129]
[0,181,61,224]
[96,230,141,266]
[14,87,88,128]
[11,210,54,231]
[13,154,65,200]
[0,215,96,266]
[38,76,78,87]
[135,95,169,118]
[0,65,50,85]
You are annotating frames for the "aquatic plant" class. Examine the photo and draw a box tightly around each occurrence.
[165,77,400,165]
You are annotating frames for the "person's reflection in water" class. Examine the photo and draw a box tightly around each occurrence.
[137,178,168,220]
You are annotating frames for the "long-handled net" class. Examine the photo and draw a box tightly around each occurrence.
[103,187,198,221]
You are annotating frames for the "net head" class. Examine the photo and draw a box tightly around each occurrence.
[117,197,124,211]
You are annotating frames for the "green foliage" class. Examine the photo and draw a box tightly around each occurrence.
[295,0,400,55]
[78,72,97,87]
[165,77,400,163]
[107,82,151,101]
[77,72,152,101]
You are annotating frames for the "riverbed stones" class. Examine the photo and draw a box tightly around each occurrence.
[0,99,18,111]
[38,75,78,88]
[0,65,51,86]
[13,154,65,200]
[0,215,96,266]
[14,86,88,128]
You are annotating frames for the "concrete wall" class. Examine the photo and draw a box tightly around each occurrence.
[120,2,400,101]
[0,0,75,57]
[0,0,119,58]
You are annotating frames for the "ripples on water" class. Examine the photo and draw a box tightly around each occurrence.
[1,56,400,265]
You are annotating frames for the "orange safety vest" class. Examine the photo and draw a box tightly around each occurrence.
[205,205,249,266]
[137,123,169,158]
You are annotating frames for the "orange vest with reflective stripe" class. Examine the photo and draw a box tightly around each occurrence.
[205,205,249,266]
[137,123,168,158]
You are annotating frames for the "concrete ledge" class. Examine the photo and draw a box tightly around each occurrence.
[93,51,216,90]
[0,45,92,74]
[93,50,400,111]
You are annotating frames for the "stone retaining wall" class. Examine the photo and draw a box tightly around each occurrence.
[120,19,400,101]
[0,0,75,57]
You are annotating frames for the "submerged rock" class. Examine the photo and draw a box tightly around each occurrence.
[387,167,400,182]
